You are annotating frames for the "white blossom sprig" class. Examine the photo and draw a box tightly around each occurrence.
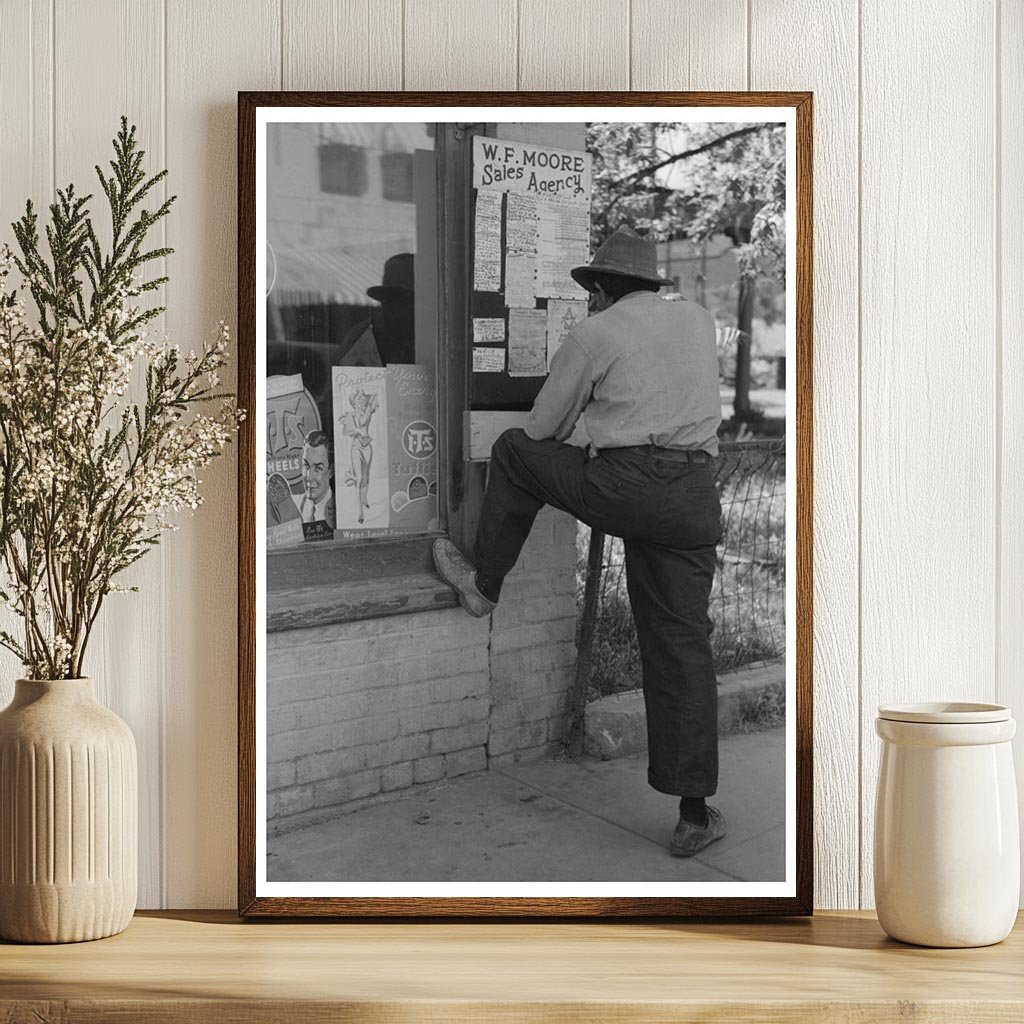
[0,118,242,680]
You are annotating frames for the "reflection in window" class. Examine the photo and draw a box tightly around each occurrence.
[318,142,367,196]
[380,151,415,202]
[266,122,438,547]
[341,252,416,365]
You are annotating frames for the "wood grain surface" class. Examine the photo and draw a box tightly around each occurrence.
[0,0,1018,914]
[51,0,168,911]
[999,0,1024,913]
[404,0,517,91]
[1000,0,1024,909]
[631,0,748,91]
[518,0,630,91]
[750,0,860,911]
[858,1,998,909]
[164,0,280,909]
[1,910,1023,1022]
[0,0,52,540]
[283,0,403,91]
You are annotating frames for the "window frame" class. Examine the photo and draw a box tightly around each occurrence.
[264,122,483,631]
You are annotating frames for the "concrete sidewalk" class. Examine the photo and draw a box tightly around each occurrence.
[268,727,785,883]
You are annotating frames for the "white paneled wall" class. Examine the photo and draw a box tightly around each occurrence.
[0,0,1018,910]
[859,0,1000,909]
[750,0,860,911]
[1003,0,1024,912]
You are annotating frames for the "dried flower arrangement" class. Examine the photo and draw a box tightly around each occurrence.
[0,117,242,679]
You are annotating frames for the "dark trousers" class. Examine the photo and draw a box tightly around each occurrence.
[474,429,723,797]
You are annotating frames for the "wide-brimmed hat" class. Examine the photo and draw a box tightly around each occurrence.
[367,253,414,300]
[570,225,673,292]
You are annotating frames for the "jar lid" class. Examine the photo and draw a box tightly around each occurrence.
[877,701,1011,724]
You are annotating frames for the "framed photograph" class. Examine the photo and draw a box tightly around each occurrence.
[238,91,812,916]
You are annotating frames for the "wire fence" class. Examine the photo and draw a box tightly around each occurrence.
[573,439,786,703]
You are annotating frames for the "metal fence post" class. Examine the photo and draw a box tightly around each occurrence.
[564,527,605,757]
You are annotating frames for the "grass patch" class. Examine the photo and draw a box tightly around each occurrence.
[576,451,786,699]
[583,594,642,697]
[711,558,785,671]
[727,679,786,734]
[579,584,785,700]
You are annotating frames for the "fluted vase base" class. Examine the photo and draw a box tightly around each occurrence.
[0,880,134,943]
[0,678,138,944]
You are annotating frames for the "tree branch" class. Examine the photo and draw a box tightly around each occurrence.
[618,124,771,186]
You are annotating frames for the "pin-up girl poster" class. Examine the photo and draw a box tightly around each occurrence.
[332,366,389,533]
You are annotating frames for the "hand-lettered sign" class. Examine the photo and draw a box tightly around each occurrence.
[472,137,592,200]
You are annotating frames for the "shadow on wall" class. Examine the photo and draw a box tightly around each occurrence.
[161,100,241,902]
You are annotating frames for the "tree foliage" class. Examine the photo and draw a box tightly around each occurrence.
[588,121,786,281]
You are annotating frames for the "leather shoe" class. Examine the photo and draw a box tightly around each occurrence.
[669,805,727,857]
[432,539,497,618]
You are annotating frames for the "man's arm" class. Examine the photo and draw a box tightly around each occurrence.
[524,335,594,442]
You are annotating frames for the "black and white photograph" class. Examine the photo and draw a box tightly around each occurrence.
[243,98,810,914]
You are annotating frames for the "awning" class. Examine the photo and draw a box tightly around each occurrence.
[313,122,432,153]
[270,248,386,306]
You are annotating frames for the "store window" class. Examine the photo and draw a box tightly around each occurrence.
[266,122,441,551]
[263,121,589,624]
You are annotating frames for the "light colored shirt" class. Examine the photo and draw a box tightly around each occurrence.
[525,291,722,456]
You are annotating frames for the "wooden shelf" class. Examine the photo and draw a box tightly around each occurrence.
[2,910,1023,1021]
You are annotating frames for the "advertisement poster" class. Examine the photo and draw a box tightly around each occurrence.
[266,373,326,548]
[472,317,506,343]
[505,193,539,308]
[332,366,389,533]
[546,299,588,367]
[536,197,590,298]
[386,365,439,534]
[507,308,547,376]
[472,188,503,292]
[469,135,593,409]
[296,423,336,543]
[472,137,592,303]
[473,347,505,372]
[332,365,437,537]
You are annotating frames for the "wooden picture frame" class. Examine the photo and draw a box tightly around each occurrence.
[238,91,813,917]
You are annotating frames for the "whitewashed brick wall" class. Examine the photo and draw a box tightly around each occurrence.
[267,507,578,833]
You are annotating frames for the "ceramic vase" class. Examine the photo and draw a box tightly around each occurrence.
[874,702,1019,948]
[0,678,137,943]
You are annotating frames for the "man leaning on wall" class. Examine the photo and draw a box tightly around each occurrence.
[434,225,726,857]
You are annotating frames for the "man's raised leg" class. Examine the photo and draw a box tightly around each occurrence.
[434,429,591,615]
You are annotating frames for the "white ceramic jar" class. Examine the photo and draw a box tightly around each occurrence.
[874,702,1019,947]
